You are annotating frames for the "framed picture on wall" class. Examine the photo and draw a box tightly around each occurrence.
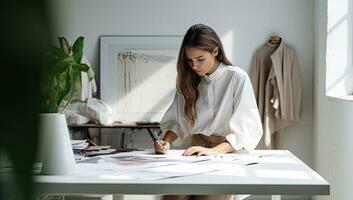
[100,35,183,123]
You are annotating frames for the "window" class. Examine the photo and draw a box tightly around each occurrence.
[326,0,353,101]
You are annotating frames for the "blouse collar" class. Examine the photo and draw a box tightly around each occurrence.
[203,62,227,83]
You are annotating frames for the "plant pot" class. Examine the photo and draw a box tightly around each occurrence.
[39,113,75,175]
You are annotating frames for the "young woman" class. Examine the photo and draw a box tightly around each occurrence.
[154,24,263,200]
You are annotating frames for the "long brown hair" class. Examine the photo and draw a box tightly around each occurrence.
[176,24,232,126]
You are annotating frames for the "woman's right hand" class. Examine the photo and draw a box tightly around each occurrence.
[154,140,170,154]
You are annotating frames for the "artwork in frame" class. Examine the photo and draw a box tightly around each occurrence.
[100,35,183,123]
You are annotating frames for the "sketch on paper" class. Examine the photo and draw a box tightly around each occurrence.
[100,36,182,122]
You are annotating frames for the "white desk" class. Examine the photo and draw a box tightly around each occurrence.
[32,150,329,198]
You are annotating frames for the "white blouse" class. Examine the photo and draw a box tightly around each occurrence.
[160,63,263,151]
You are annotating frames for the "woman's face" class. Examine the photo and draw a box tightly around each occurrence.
[185,47,219,76]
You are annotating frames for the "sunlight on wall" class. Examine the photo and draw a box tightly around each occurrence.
[221,30,234,63]
[326,0,353,97]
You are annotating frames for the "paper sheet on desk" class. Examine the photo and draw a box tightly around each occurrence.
[75,153,258,180]
[107,154,213,164]
[76,154,212,172]
[100,159,256,180]
[98,162,225,180]
[74,152,262,180]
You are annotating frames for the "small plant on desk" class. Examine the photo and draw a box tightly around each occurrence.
[39,36,94,175]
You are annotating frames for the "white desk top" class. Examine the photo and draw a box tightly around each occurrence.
[31,150,329,195]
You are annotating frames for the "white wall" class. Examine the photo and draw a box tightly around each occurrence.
[314,0,353,200]
[49,0,314,166]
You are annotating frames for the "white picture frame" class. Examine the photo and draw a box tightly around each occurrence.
[100,35,183,123]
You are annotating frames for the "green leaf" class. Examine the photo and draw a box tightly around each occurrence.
[51,57,75,75]
[59,67,82,113]
[72,63,89,72]
[87,67,95,81]
[48,77,59,112]
[57,69,72,113]
[58,37,70,55]
[72,63,94,80]
[72,36,84,63]
[71,68,82,97]
[46,47,65,62]
[72,64,94,81]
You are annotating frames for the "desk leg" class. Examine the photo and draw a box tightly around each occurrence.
[120,130,126,149]
[120,128,134,148]
[271,195,281,200]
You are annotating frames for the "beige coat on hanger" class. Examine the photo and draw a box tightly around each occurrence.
[250,40,302,149]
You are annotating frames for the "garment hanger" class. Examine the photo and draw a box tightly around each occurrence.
[267,33,282,46]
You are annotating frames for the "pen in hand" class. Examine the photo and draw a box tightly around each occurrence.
[148,129,167,154]
[156,140,166,153]
[154,139,170,154]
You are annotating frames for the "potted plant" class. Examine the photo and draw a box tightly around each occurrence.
[41,36,94,113]
[39,36,94,175]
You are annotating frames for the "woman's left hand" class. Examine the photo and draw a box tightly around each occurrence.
[182,146,218,156]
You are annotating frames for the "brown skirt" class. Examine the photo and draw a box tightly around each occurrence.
[190,134,228,148]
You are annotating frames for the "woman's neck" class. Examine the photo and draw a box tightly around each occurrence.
[206,60,220,75]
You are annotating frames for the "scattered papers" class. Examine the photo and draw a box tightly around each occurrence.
[74,154,85,161]
[74,151,261,180]
[106,154,212,166]
[71,139,89,150]
[86,145,111,151]
[85,149,117,157]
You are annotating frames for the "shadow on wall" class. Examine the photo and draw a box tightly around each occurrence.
[0,1,49,200]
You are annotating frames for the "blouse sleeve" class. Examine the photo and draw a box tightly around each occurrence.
[225,72,263,151]
[160,91,188,144]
